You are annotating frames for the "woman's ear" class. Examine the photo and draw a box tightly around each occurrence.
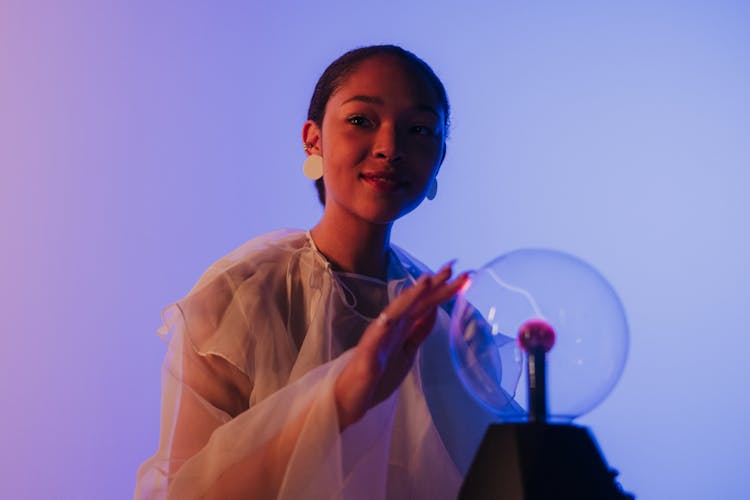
[302,120,322,155]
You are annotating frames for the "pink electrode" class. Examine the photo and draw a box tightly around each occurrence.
[517,318,556,354]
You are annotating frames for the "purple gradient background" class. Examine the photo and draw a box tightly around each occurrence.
[2,1,748,498]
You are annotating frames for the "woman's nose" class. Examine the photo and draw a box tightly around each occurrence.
[372,125,403,162]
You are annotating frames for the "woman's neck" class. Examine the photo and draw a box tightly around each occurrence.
[310,214,392,280]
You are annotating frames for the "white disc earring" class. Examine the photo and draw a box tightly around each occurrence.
[426,178,438,200]
[303,154,324,180]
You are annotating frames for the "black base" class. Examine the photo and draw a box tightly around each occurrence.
[459,423,633,500]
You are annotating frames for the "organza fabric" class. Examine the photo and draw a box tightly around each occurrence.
[135,230,496,499]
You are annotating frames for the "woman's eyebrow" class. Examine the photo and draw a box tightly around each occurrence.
[341,95,383,105]
[414,104,440,118]
[341,95,439,118]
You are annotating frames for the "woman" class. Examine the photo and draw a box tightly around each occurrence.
[136,45,494,500]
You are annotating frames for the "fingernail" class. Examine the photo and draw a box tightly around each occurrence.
[439,259,458,272]
[458,273,472,293]
[376,312,391,327]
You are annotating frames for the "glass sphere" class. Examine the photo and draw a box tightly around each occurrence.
[449,249,629,422]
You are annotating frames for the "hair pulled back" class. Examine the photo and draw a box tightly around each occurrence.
[307,45,450,205]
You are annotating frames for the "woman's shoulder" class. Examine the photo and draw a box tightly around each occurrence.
[189,229,310,292]
[222,229,308,262]
[162,229,313,367]
[172,229,312,332]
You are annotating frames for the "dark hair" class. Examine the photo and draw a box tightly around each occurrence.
[307,45,450,205]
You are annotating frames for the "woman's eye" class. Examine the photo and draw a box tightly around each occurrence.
[347,115,372,127]
[412,125,435,136]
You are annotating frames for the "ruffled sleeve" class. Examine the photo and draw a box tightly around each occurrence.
[136,299,403,499]
[135,232,404,499]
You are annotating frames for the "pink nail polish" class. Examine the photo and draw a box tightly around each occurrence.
[440,258,458,272]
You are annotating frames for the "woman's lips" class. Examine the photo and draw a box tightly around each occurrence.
[359,173,406,192]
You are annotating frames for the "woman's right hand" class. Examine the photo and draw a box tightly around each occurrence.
[333,263,468,429]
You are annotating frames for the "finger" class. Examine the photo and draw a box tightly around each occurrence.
[407,308,438,348]
[407,272,469,321]
[381,265,460,330]
[429,261,455,286]
[356,275,433,354]
[380,273,434,325]
[394,261,455,315]
[401,272,469,352]
[359,264,460,354]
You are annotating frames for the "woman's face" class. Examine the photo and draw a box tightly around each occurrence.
[309,55,446,226]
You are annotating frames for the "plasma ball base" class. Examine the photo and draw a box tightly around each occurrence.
[459,423,634,500]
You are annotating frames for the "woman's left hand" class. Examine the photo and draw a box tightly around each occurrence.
[333,263,468,429]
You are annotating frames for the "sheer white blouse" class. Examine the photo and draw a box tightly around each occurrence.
[135,229,495,499]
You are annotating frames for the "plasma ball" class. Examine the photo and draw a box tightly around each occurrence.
[517,319,556,353]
